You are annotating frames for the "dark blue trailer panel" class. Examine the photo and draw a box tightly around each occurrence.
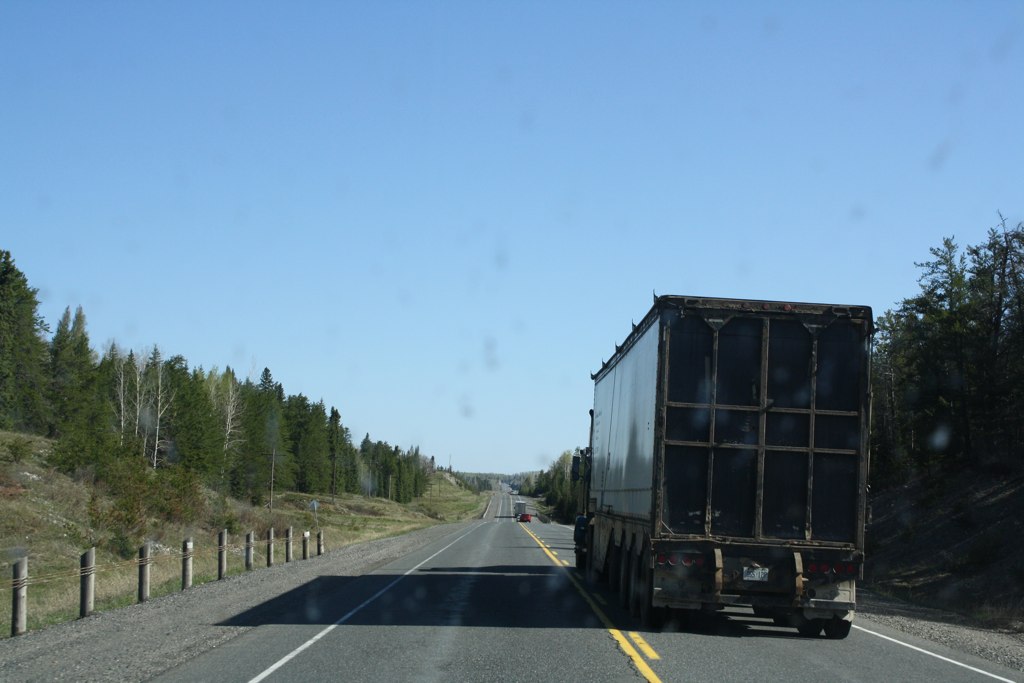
[658,300,872,546]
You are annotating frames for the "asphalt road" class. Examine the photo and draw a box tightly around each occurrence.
[146,492,1021,683]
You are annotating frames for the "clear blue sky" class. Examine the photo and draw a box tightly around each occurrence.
[3,3,1022,475]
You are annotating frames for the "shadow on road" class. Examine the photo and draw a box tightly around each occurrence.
[219,564,603,630]
[657,609,826,640]
[218,564,819,641]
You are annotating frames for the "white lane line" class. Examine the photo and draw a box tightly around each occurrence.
[853,625,1017,683]
[248,523,484,683]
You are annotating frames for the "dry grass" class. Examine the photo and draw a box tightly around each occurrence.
[0,431,487,637]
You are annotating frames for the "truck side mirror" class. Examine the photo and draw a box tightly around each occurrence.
[571,455,581,482]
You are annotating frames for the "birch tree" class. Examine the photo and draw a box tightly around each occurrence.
[106,343,129,445]
[128,350,148,453]
[207,366,244,489]
[144,347,174,468]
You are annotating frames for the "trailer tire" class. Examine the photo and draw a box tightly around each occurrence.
[628,553,641,617]
[585,530,603,585]
[796,617,824,637]
[637,542,663,629]
[823,618,852,640]
[618,542,632,608]
[608,540,621,592]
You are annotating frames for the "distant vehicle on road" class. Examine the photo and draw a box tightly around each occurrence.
[518,513,532,523]
[514,500,527,518]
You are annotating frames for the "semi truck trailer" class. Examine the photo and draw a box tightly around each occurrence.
[573,295,873,638]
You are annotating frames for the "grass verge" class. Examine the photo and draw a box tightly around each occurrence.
[0,433,486,638]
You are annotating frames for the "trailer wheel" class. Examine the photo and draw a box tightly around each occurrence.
[637,542,664,629]
[628,553,641,617]
[823,618,852,640]
[796,617,824,637]
[585,530,603,585]
[618,543,632,608]
[608,541,621,592]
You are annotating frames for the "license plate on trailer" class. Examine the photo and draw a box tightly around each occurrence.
[743,566,769,582]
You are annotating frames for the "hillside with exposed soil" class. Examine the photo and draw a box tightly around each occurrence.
[866,468,1024,632]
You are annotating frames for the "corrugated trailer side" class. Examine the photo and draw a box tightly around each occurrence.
[587,309,660,589]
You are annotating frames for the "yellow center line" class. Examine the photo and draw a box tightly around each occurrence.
[519,524,663,683]
[628,632,661,660]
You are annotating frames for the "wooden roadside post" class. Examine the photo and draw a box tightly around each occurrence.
[245,532,254,570]
[138,542,151,603]
[285,527,293,563]
[182,538,193,590]
[302,531,310,560]
[11,557,27,636]
[310,499,322,557]
[80,548,95,618]
[218,529,227,580]
[266,528,274,568]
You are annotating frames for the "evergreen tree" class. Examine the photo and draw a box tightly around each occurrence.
[49,306,96,438]
[0,250,51,432]
[871,219,1024,488]
[359,433,375,496]
[284,394,331,493]
[235,368,292,504]
[327,407,343,495]
[325,409,358,495]
[52,324,126,476]
[164,358,222,477]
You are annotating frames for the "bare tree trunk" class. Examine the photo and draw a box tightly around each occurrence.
[269,448,276,512]
[130,352,149,459]
[208,370,243,491]
[221,376,242,483]
[149,354,173,469]
[109,346,128,447]
[152,362,162,468]
[115,357,126,445]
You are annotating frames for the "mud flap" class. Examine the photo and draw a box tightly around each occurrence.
[792,551,804,607]
[712,548,723,601]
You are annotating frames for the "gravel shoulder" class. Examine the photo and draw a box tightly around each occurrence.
[0,521,476,682]
[858,589,1024,674]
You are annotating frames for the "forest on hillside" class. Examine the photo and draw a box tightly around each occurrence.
[0,249,435,549]
[872,217,1024,485]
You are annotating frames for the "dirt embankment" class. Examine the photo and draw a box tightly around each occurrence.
[866,468,1024,631]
